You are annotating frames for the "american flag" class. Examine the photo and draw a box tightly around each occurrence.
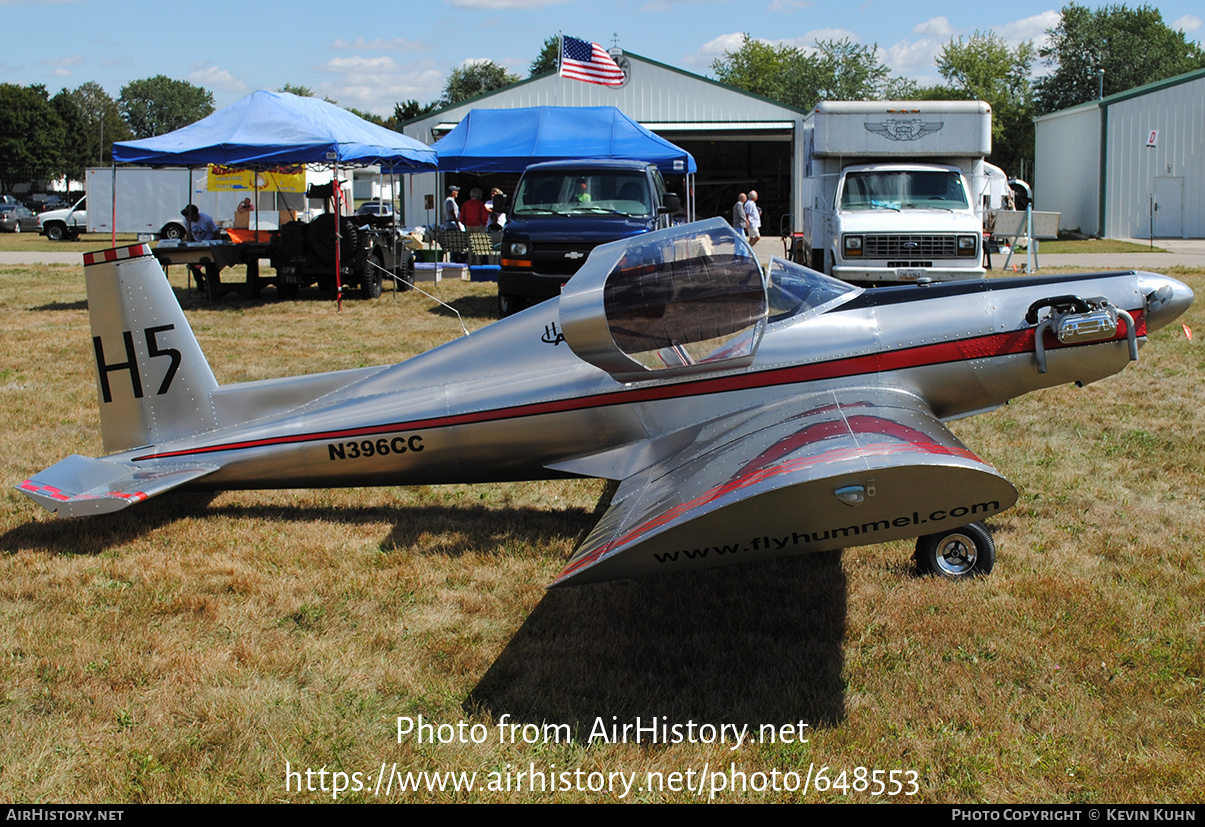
[559,36,625,86]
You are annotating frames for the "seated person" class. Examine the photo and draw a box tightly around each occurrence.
[182,205,220,241]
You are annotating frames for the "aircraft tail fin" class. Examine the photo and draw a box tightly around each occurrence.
[17,454,219,518]
[83,244,219,453]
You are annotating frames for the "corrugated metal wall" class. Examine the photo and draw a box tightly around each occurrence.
[1104,75,1205,239]
[1034,105,1101,235]
[400,55,805,229]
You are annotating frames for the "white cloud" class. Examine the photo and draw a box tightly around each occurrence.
[880,16,960,76]
[316,56,445,115]
[913,16,954,37]
[332,37,436,52]
[322,56,402,73]
[683,32,747,67]
[1173,14,1202,33]
[188,63,249,94]
[996,10,1060,41]
[443,0,567,8]
[53,68,71,77]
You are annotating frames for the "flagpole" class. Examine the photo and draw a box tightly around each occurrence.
[555,32,563,106]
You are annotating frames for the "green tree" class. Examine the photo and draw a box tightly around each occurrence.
[440,61,520,106]
[118,75,215,139]
[712,34,908,111]
[345,107,385,126]
[68,81,131,166]
[50,89,89,182]
[0,84,66,193]
[1035,3,1205,113]
[530,35,560,77]
[279,83,314,97]
[391,99,438,126]
[934,31,1036,174]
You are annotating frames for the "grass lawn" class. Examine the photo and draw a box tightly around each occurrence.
[1,263,1202,803]
[1027,238,1168,255]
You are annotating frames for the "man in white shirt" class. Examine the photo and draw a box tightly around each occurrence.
[744,190,762,246]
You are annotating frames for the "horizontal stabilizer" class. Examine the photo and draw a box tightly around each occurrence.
[17,455,219,518]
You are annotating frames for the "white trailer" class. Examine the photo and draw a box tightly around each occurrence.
[800,100,992,284]
[38,167,279,241]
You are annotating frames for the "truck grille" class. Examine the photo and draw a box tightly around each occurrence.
[532,241,599,254]
[532,241,599,276]
[864,235,958,259]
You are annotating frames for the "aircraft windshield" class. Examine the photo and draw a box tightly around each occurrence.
[766,257,860,323]
[602,223,766,373]
[513,171,653,217]
[840,170,969,211]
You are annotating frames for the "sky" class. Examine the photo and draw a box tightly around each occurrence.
[2,0,1202,117]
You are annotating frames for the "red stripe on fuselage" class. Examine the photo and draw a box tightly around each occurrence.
[132,312,1145,463]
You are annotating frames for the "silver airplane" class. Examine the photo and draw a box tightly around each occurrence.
[16,219,1193,585]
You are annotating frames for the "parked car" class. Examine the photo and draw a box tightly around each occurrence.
[356,201,394,217]
[0,204,39,233]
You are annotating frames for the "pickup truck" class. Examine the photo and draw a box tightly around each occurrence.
[497,159,680,315]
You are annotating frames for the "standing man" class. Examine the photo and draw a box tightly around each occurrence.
[744,189,762,246]
[443,185,461,229]
[732,192,748,236]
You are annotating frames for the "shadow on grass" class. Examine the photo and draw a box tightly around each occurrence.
[468,551,847,730]
[30,299,89,312]
[1,496,594,561]
[426,293,499,321]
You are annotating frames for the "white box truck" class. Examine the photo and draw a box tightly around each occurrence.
[38,167,260,241]
[799,100,992,284]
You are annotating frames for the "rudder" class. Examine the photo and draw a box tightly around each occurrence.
[84,244,219,453]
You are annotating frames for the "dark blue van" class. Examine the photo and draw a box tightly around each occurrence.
[497,159,680,315]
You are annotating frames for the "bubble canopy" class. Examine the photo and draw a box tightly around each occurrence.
[560,218,859,382]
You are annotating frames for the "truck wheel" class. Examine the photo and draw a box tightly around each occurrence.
[308,214,358,262]
[394,250,414,292]
[45,222,66,241]
[277,283,300,300]
[498,293,524,317]
[361,255,383,300]
[161,223,186,240]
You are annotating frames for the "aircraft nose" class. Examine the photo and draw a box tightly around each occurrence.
[1137,272,1194,333]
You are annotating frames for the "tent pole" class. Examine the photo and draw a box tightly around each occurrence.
[334,161,342,311]
[110,164,116,246]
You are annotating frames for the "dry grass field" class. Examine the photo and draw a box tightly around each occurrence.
[1,261,1202,803]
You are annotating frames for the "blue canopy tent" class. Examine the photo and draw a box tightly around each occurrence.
[113,90,437,171]
[111,91,436,304]
[431,107,695,174]
[432,107,696,220]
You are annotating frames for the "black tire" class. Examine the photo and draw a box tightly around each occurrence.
[277,283,300,300]
[394,250,414,292]
[361,254,383,300]
[161,223,186,240]
[45,222,65,241]
[498,293,524,317]
[12,222,19,234]
[308,213,358,262]
[915,522,995,579]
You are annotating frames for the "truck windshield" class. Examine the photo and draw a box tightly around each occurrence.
[513,171,652,217]
[839,170,969,211]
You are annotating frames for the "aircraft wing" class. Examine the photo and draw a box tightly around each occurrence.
[551,387,1018,586]
[17,455,220,518]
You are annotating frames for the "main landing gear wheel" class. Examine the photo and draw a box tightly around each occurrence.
[915,522,995,579]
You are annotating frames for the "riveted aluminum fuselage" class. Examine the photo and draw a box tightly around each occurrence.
[111,268,1184,496]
